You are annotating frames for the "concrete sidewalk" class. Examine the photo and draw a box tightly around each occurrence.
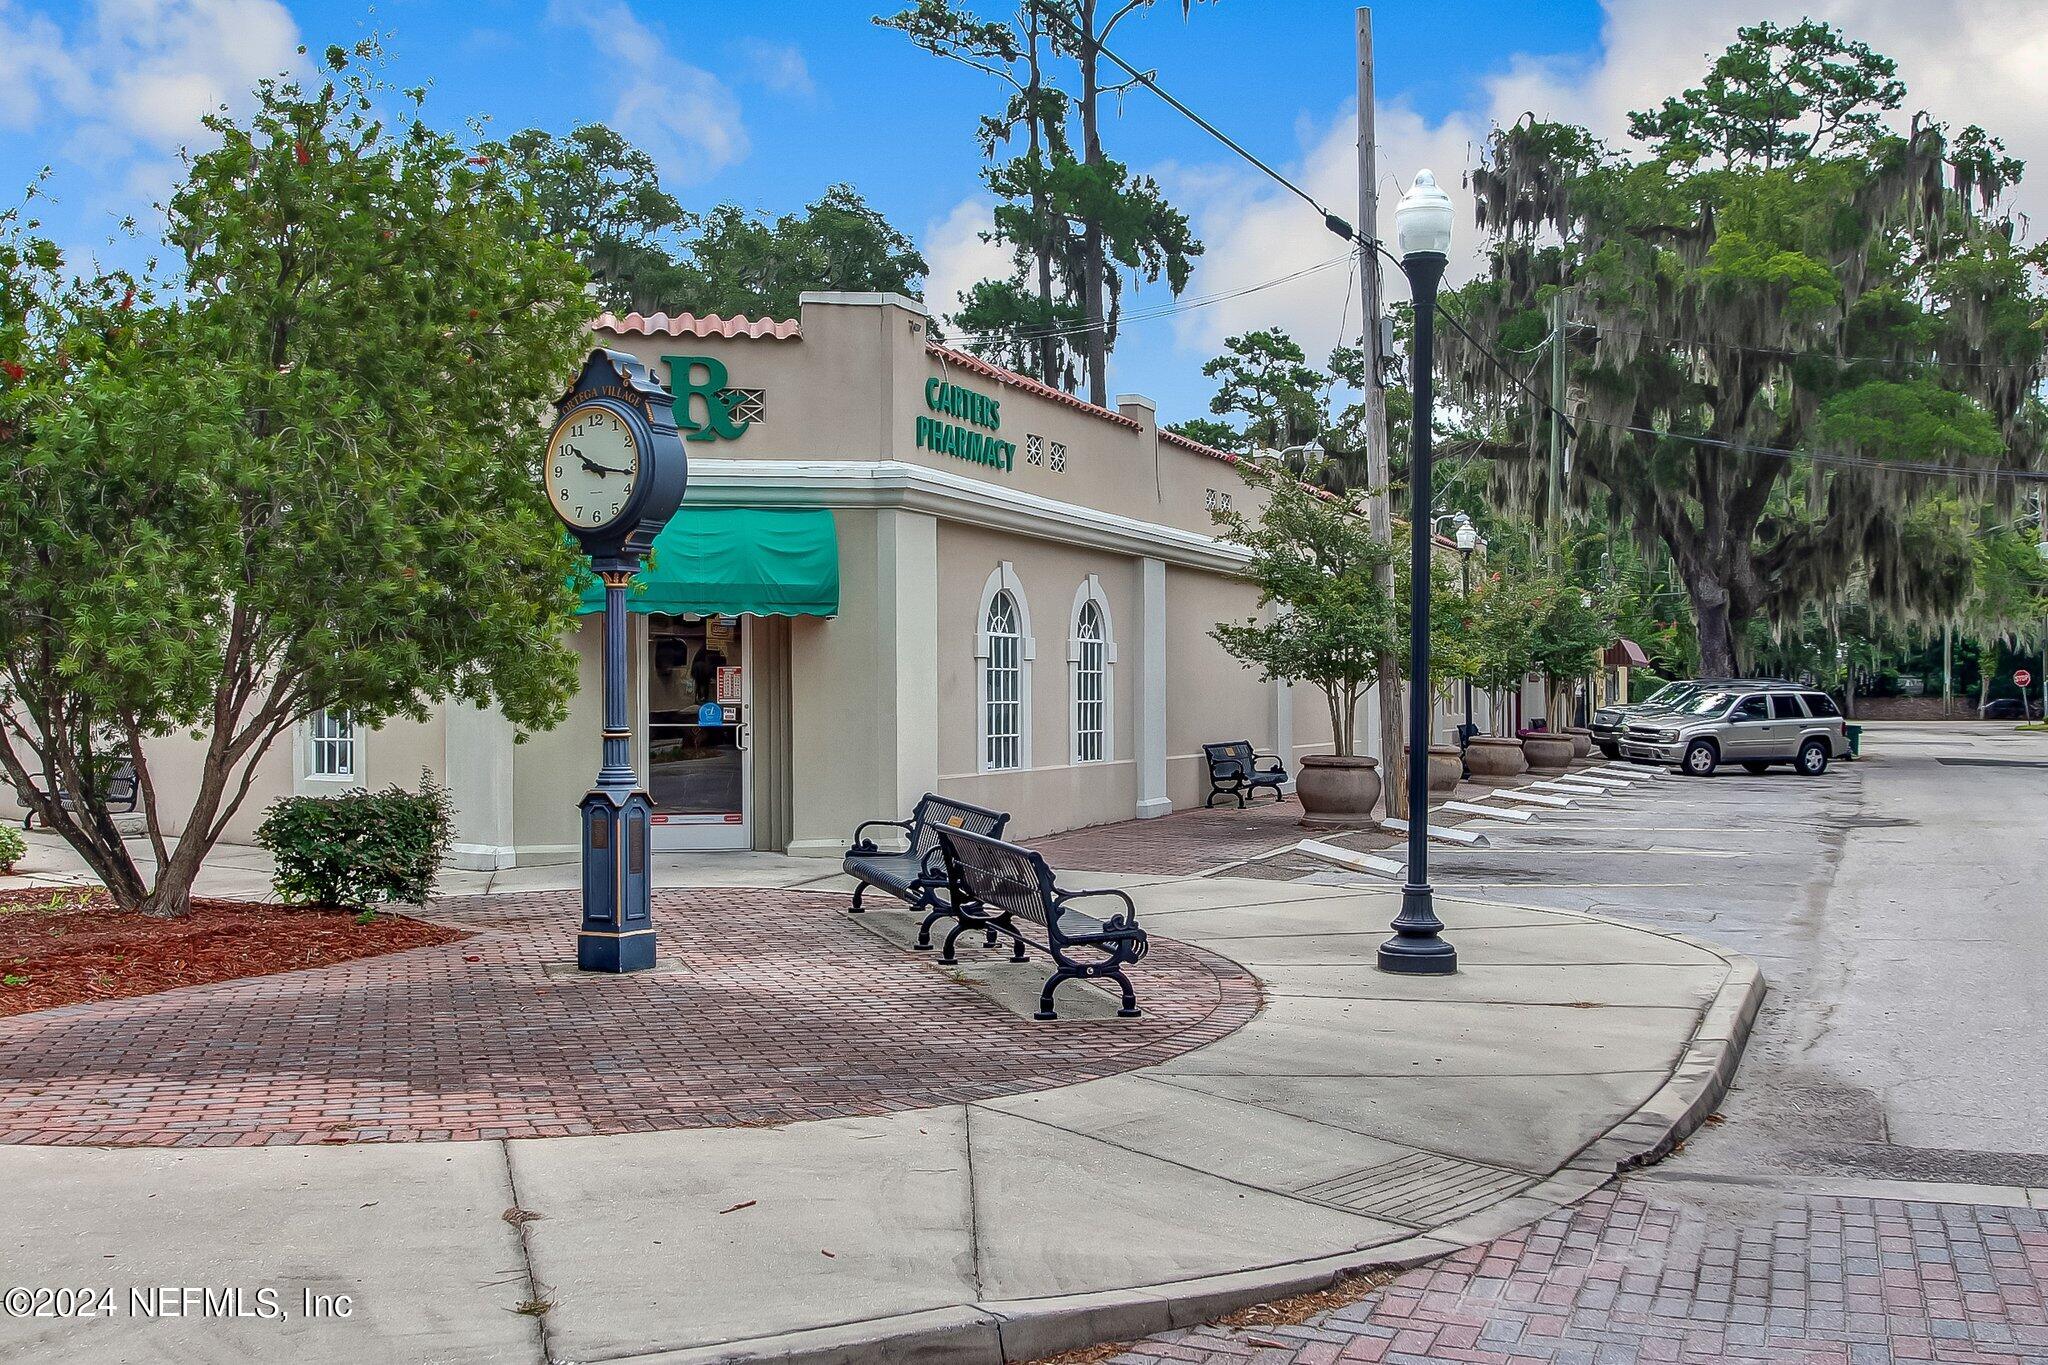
[0,861,1760,1365]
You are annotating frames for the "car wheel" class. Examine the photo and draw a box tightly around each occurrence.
[1796,739,1829,776]
[1741,761,1771,774]
[1682,739,1718,777]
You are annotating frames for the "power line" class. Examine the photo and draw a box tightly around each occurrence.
[939,250,1356,348]
[1057,15,1357,244]
[1575,414,2048,486]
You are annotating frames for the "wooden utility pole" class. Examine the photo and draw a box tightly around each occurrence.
[1357,7,1407,817]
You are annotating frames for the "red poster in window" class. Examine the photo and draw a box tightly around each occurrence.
[716,667,741,702]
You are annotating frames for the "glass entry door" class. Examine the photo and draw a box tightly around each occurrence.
[646,614,748,851]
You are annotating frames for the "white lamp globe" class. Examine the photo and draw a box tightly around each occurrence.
[1455,521,1478,553]
[1395,170,1455,259]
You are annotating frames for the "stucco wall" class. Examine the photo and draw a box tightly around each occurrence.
[931,521,1142,837]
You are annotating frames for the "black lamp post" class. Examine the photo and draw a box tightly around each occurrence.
[1379,170,1458,976]
[1455,516,1479,774]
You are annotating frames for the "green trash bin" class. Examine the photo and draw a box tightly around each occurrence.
[1844,724,1863,758]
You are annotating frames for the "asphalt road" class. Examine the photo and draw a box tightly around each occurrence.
[1422,721,2048,1189]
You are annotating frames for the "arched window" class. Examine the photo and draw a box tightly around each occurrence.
[976,563,1035,774]
[983,592,1023,771]
[1068,576,1116,764]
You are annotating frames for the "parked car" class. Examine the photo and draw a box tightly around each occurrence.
[1979,697,2044,720]
[1619,687,1848,776]
[1589,677,1796,758]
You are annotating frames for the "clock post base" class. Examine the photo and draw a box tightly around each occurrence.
[577,927,657,974]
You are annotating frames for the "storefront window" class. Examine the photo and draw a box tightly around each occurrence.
[984,592,1022,771]
[1073,602,1106,763]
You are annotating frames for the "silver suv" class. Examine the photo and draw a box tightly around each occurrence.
[1619,687,1848,776]
[1589,677,1798,758]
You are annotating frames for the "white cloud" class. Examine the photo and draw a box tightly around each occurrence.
[0,0,299,148]
[921,196,1012,322]
[1169,0,2048,367]
[734,38,815,99]
[0,2,85,130]
[554,1,749,184]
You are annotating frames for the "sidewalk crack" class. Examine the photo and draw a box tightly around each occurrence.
[499,1140,555,1365]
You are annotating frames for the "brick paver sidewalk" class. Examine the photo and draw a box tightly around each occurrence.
[1030,795,1314,875]
[1106,1182,2048,1364]
[0,889,1255,1147]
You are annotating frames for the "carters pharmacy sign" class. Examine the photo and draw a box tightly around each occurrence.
[918,378,1018,472]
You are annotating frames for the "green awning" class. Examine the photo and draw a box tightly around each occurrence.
[576,507,839,618]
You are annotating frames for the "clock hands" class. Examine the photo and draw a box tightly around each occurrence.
[565,445,633,477]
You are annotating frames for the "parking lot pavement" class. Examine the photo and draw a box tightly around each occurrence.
[1099,721,2048,1363]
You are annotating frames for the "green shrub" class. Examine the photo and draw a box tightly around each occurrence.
[0,824,24,874]
[255,772,454,909]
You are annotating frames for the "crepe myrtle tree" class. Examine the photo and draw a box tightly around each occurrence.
[0,44,594,918]
[1208,476,1402,759]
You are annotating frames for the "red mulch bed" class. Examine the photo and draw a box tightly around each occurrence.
[0,888,463,1018]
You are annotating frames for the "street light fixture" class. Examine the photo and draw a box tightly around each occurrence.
[1454,518,1479,774]
[1379,170,1458,976]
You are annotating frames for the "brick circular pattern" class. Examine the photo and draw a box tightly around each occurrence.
[0,889,1258,1147]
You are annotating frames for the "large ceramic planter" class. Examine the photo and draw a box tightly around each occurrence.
[1296,754,1382,827]
[1522,733,1575,773]
[1405,744,1462,794]
[1565,727,1595,759]
[1464,736,1527,779]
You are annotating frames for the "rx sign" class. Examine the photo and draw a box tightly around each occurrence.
[660,355,753,443]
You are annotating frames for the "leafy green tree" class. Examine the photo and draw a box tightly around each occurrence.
[1209,477,1399,758]
[881,0,1205,404]
[1162,417,1244,452]
[1527,578,1615,725]
[0,44,593,917]
[488,123,695,312]
[1201,328,1326,453]
[1439,569,1541,736]
[1443,21,2046,677]
[669,184,929,320]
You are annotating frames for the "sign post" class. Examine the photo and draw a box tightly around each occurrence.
[544,350,689,972]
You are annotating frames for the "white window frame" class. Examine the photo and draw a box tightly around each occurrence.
[974,563,1035,773]
[307,708,357,781]
[1068,575,1117,764]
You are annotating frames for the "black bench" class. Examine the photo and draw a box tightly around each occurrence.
[1201,741,1287,808]
[20,762,138,830]
[934,825,1150,1021]
[844,793,1009,923]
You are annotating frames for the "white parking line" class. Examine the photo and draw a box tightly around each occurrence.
[1440,799,1536,821]
[1379,817,1489,846]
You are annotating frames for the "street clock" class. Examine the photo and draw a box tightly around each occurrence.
[545,348,690,973]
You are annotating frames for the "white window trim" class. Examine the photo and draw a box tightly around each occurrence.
[974,562,1035,774]
[298,708,363,792]
[1068,575,1117,764]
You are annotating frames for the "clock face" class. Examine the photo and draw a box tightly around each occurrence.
[546,405,643,531]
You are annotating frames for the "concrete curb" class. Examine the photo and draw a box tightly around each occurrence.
[592,937,1771,1365]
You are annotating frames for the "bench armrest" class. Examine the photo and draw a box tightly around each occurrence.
[848,817,912,855]
[1252,753,1287,774]
[1053,885,1141,934]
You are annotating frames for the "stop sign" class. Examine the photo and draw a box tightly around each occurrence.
[2019,669,2034,687]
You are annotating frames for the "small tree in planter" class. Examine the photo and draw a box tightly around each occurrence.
[1442,571,1543,776]
[1529,579,1615,731]
[1211,479,1400,821]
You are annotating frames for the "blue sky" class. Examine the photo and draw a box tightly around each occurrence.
[5,1,2042,424]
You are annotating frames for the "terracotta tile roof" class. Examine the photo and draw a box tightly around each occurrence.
[594,310,801,341]
[1158,426,1243,466]
[925,344,1142,431]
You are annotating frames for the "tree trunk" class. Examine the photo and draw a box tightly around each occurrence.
[1024,19,1059,389]
[1688,576,1740,678]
